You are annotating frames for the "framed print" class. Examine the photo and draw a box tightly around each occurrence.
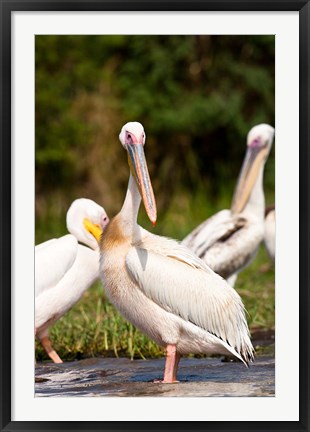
[1,1,309,431]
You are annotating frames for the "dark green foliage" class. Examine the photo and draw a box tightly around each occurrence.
[35,35,274,217]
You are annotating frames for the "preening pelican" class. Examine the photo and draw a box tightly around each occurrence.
[182,124,275,286]
[99,122,254,383]
[35,198,109,363]
[264,205,275,262]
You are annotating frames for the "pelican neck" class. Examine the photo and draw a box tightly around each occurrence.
[119,174,141,237]
[242,166,265,219]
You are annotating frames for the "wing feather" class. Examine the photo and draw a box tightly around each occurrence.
[135,227,212,273]
[182,209,246,252]
[182,210,263,279]
[126,237,253,362]
[35,245,99,331]
[35,234,78,297]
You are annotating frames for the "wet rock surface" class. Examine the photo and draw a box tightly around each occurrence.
[35,355,275,397]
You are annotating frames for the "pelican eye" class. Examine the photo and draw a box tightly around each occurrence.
[249,136,264,148]
[126,132,135,145]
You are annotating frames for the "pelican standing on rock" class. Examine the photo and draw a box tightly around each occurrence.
[99,122,254,383]
[182,124,275,286]
[35,198,109,363]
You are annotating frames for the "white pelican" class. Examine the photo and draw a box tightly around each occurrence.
[264,205,275,262]
[35,198,109,363]
[182,124,275,286]
[99,122,254,383]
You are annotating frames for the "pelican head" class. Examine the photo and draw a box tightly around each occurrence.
[119,122,157,225]
[66,198,109,249]
[231,123,274,214]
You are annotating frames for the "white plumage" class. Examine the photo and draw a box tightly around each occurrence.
[182,124,275,286]
[264,206,275,262]
[35,198,109,363]
[100,122,254,383]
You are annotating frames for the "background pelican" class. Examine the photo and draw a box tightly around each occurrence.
[182,124,275,286]
[99,122,254,383]
[264,205,275,262]
[35,198,109,363]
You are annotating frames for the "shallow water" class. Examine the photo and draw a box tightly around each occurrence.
[35,355,275,397]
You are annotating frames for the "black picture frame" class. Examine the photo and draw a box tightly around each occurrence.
[1,1,309,431]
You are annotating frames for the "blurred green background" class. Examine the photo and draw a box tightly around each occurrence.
[35,35,275,361]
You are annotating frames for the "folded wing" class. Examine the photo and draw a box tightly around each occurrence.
[182,210,263,279]
[35,234,78,297]
[126,234,253,362]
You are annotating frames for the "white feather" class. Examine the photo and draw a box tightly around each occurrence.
[126,232,253,362]
[35,198,108,362]
[35,244,99,334]
[35,235,78,297]
[183,210,263,280]
[264,209,275,261]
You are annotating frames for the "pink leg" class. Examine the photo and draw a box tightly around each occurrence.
[162,344,180,383]
[172,350,181,381]
[40,336,63,364]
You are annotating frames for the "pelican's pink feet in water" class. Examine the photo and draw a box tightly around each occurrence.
[153,344,181,383]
